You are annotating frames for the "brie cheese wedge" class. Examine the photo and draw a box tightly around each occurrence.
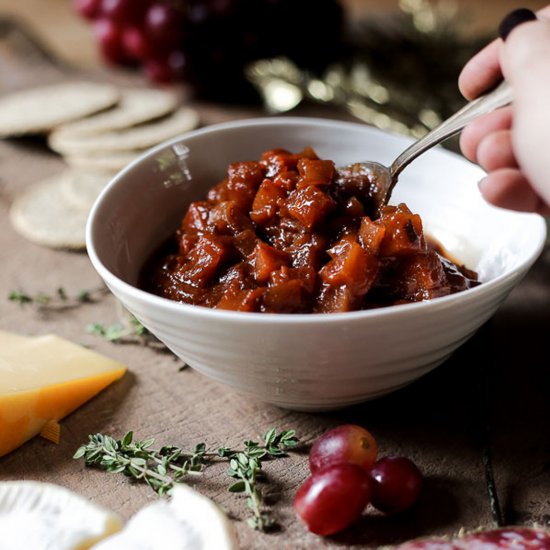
[92,484,238,550]
[0,481,122,550]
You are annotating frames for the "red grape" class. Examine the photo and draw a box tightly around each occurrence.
[144,50,188,83]
[122,26,151,60]
[144,3,183,50]
[309,424,378,473]
[143,58,172,83]
[93,18,129,65]
[74,0,102,20]
[101,0,136,23]
[294,463,371,536]
[369,456,423,514]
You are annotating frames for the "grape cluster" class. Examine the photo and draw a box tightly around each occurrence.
[294,425,423,536]
[74,0,344,101]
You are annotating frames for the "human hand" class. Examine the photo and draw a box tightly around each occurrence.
[458,6,550,215]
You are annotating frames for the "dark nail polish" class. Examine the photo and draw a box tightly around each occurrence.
[499,8,537,41]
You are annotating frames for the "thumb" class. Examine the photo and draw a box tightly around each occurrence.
[499,18,550,207]
[501,17,550,83]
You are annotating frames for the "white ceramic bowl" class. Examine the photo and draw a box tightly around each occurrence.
[87,117,546,411]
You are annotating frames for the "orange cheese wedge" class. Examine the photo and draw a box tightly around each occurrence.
[0,333,126,457]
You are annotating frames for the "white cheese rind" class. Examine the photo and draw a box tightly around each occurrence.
[92,485,239,550]
[0,481,122,550]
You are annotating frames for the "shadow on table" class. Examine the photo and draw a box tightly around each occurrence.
[330,474,460,547]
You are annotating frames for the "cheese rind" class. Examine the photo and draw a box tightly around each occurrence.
[0,481,122,550]
[91,484,239,550]
[0,332,126,457]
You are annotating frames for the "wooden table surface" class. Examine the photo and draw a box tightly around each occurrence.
[1,1,549,548]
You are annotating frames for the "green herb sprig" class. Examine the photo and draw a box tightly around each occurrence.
[220,428,298,530]
[74,432,205,495]
[74,428,298,531]
[86,316,170,351]
[8,286,107,311]
[88,316,147,342]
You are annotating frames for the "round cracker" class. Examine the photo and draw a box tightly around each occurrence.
[10,173,90,249]
[49,107,199,155]
[65,151,143,172]
[61,170,112,210]
[54,88,179,136]
[0,82,119,137]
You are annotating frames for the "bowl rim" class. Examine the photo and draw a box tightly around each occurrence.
[86,116,548,325]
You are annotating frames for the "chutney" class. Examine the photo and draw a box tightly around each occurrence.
[142,147,479,313]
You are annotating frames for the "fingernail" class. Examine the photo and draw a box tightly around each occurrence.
[478,177,487,191]
[499,8,537,41]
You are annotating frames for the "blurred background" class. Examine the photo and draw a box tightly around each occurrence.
[1,0,548,135]
[0,0,547,67]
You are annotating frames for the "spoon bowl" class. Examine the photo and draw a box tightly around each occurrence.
[352,81,514,213]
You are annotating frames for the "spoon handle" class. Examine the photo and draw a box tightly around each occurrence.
[389,80,513,179]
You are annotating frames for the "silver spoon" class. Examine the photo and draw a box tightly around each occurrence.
[345,80,513,213]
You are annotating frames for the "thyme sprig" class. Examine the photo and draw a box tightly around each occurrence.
[74,428,298,531]
[8,286,107,311]
[88,315,147,342]
[220,428,299,530]
[86,316,170,351]
[74,432,205,495]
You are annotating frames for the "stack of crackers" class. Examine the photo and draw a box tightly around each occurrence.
[0,81,199,249]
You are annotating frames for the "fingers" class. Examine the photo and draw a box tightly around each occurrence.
[477,130,517,172]
[500,17,550,207]
[501,19,550,82]
[501,16,550,85]
[458,5,550,100]
[459,106,512,162]
[479,169,550,215]
[458,40,501,101]
[460,7,550,214]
